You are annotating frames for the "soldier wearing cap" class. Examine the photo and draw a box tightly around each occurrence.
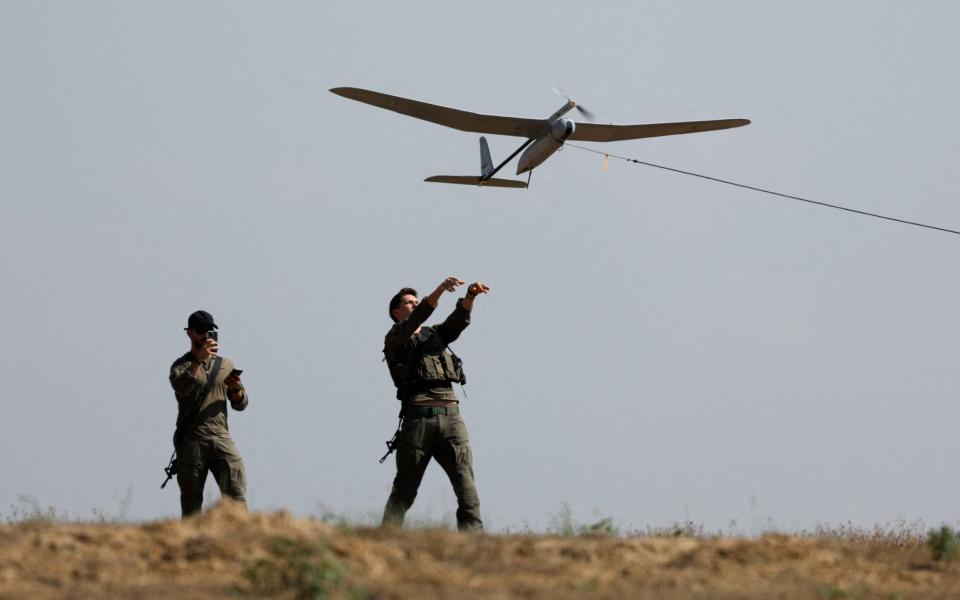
[169,310,249,517]
[381,276,489,531]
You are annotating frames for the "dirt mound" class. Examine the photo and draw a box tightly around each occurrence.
[0,500,956,599]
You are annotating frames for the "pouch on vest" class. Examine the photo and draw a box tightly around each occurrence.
[415,349,466,385]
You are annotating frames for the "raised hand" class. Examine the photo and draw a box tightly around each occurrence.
[466,282,490,298]
[438,276,465,293]
[195,337,218,362]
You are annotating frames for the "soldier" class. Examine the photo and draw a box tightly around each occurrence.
[381,276,489,531]
[168,310,249,518]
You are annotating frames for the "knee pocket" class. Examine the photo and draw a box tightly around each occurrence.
[453,442,473,469]
[222,459,246,498]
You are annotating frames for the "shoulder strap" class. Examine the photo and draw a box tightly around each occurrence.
[174,356,223,447]
[199,356,224,403]
[445,344,467,397]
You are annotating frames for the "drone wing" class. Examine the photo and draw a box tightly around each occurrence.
[330,87,546,138]
[568,119,750,142]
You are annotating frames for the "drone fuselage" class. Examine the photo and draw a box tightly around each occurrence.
[517,117,575,175]
[516,102,576,175]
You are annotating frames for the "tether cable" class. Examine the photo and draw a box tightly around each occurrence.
[565,143,960,237]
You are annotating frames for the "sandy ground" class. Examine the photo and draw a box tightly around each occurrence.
[1,500,958,599]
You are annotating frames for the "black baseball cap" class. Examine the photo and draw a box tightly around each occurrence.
[186,310,218,332]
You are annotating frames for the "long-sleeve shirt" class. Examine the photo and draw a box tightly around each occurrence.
[169,352,248,442]
[384,299,471,405]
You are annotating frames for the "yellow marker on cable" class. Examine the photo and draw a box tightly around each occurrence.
[603,153,609,172]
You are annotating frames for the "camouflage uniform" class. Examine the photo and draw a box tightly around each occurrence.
[382,298,483,531]
[169,353,248,517]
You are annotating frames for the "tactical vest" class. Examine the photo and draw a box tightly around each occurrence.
[385,326,466,400]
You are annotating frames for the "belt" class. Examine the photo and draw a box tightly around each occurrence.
[402,405,460,417]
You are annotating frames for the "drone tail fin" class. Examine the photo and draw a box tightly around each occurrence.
[423,136,527,188]
[479,137,494,178]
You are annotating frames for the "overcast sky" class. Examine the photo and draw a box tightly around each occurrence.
[3,1,960,533]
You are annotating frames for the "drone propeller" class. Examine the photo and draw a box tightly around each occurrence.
[553,84,596,122]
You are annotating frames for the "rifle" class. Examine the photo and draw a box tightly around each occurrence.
[379,415,403,463]
[161,451,177,489]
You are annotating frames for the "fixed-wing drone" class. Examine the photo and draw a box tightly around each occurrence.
[330,87,750,188]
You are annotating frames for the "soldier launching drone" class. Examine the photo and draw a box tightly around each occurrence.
[381,276,488,531]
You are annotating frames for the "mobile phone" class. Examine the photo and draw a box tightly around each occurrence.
[206,330,218,342]
[228,368,243,377]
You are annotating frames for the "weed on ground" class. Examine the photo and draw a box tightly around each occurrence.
[237,536,368,599]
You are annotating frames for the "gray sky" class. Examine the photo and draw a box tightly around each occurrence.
[3,1,960,532]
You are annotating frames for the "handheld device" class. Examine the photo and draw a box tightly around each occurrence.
[228,368,243,378]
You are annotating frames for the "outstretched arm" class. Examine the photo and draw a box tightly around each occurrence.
[423,276,464,309]
[436,282,489,344]
[386,276,465,347]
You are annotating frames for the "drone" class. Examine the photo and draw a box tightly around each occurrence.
[330,87,750,188]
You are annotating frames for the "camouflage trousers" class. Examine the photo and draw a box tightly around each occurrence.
[176,435,246,518]
[382,413,483,531]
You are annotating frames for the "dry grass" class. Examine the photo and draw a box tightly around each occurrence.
[1,500,959,599]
